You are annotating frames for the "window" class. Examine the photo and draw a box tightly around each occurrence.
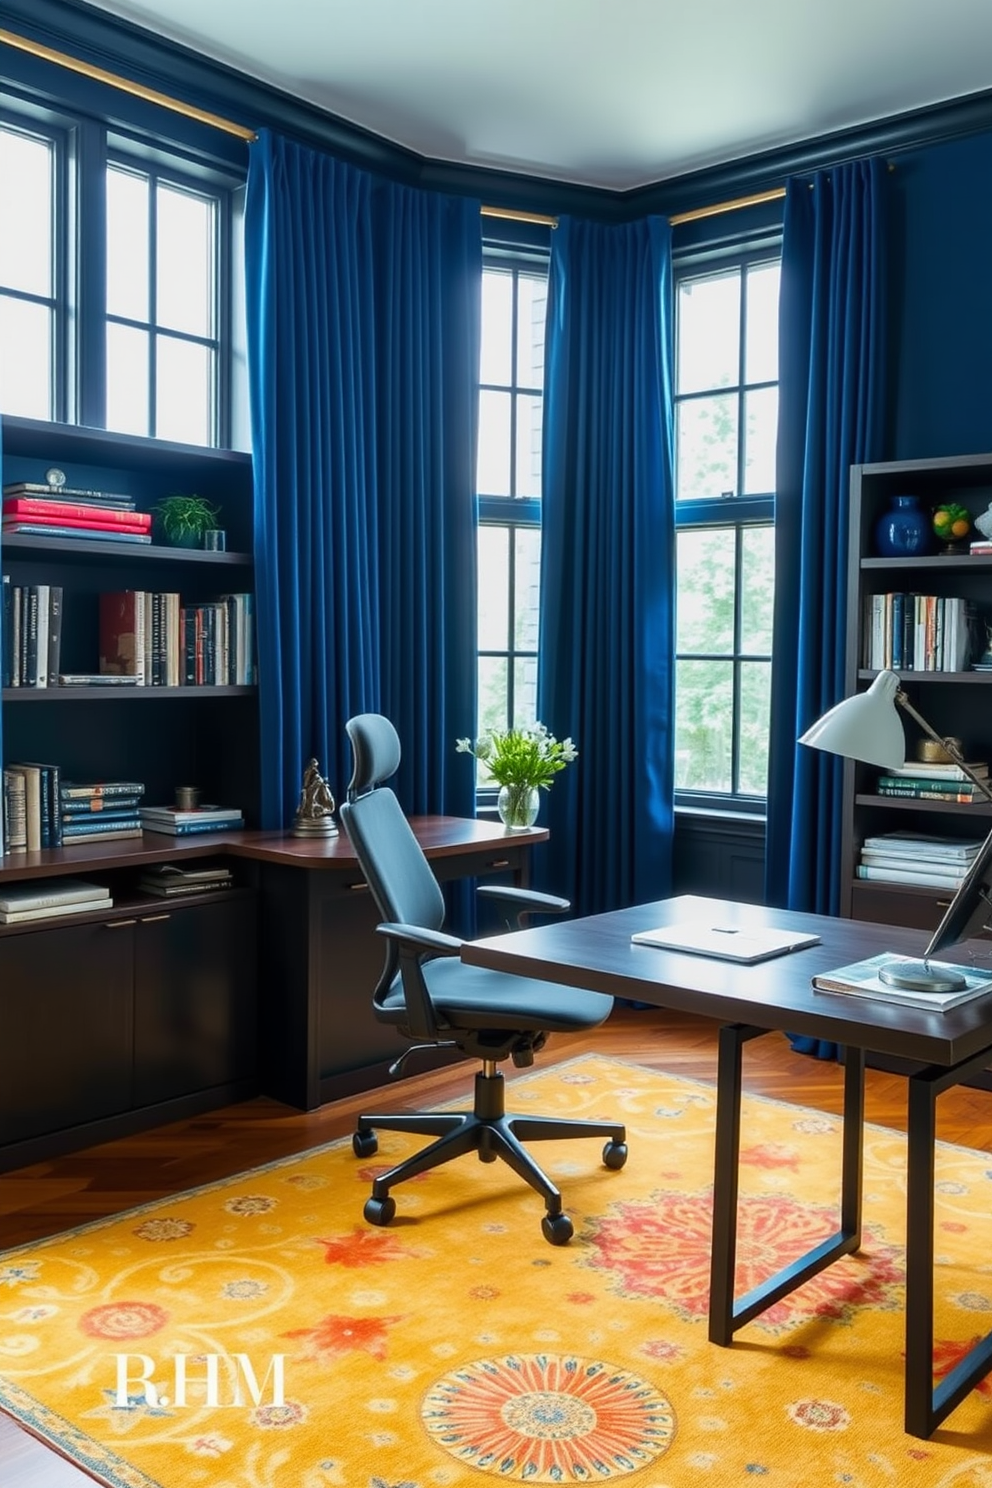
[474,253,548,783]
[106,162,221,444]
[0,86,239,448]
[0,121,60,421]
[673,254,780,808]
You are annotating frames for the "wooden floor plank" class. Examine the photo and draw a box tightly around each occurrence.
[2,1005,991,1483]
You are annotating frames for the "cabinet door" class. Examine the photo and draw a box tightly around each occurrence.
[0,920,133,1144]
[133,895,258,1106]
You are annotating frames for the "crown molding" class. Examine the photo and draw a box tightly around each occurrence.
[4,0,992,219]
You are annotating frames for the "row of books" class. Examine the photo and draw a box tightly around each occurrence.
[2,770,145,852]
[100,589,256,688]
[872,758,990,805]
[1,480,152,545]
[855,829,984,891]
[1,580,63,688]
[861,592,977,673]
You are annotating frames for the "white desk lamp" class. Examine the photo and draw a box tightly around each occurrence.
[799,669,992,991]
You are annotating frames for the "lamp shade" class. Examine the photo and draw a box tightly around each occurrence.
[798,669,907,770]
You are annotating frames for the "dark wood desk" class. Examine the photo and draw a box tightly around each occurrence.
[462,893,992,1439]
[233,817,547,1111]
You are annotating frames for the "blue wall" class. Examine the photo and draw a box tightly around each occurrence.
[891,132,992,459]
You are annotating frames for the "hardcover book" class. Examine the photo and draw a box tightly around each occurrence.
[99,591,146,681]
[813,952,992,1010]
[0,878,110,913]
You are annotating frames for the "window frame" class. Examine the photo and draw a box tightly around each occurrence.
[475,238,550,805]
[673,239,782,816]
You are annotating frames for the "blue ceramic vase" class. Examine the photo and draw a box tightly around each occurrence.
[874,494,930,557]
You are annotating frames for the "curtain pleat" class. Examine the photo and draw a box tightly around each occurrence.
[244,131,480,825]
[765,158,887,919]
[764,158,887,1060]
[538,216,675,916]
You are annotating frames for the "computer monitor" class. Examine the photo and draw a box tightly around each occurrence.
[925,825,992,961]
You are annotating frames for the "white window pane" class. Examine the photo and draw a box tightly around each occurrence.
[0,296,51,418]
[675,659,733,792]
[513,657,538,728]
[676,528,735,654]
[477,656,508,774]
[739,661,772,794]
[516,274,546,387]
[740,526,775,654]
[107,322,149,435]
[677,271,740,394]
[745,263,780,384]
[0,131,52,296]
[478,389,511,494]
[478,526,509,649]
[480,269,512,385]
[107,168,149,320]
[677,394,738,500]
[743,386,778,495]
[515,393,543,498]
[158,184,213,336]
[157,336,212,445]
[514,527,541,650]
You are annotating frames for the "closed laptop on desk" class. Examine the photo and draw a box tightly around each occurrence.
[631,920,821,964]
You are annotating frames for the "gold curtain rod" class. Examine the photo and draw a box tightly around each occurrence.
[669,187,786,227]
[0,28,257,141]
[481,205,558,228]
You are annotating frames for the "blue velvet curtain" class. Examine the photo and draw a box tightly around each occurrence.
[537,215,675,916]
[244,130,480,825]
[763,159,887,1058]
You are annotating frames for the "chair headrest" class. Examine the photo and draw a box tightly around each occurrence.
[345,714,402,800]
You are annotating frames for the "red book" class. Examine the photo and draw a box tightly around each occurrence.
[99,591,147,681]
[3,499,151,530]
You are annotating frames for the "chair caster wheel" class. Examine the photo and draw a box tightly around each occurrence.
[541,1212,574,1246]
[603,1140,628,1170]
[353,1129,378,1158]
[364,1195,396,1227]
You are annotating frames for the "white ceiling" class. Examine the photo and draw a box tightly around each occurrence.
[84,0,992,189]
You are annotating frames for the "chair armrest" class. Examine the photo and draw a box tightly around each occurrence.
[376,922,463,956]
[476,885,571,918]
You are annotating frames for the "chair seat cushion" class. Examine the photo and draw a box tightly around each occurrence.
[379,955,612,1034]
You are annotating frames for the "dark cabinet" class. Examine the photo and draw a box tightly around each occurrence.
[0,890,257,1168]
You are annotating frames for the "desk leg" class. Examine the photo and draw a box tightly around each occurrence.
[905,1051,992,1438]
[709,1026,865,1347]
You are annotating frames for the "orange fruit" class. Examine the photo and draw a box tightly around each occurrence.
[951,518,970,537]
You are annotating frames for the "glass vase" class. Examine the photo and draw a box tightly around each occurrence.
[497,783,540,831]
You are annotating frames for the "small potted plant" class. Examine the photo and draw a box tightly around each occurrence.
[153,494,222,548]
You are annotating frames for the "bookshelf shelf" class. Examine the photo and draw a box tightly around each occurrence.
[844,450,992,932]
[3,685,256,702]
[1,533,252,566]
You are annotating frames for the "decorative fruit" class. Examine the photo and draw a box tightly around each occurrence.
[932,502,972,541]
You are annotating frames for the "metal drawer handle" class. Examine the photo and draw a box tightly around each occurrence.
[104,918,137,928]
[139,913,171,923]
[488,859,511,870]
[348,881,369,891]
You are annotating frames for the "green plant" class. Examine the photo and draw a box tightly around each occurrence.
[153,494,221,544]
[455,722,577,789]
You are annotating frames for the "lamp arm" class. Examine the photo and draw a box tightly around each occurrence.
[894,689,992,805]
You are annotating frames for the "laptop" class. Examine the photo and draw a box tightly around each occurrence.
[631,920,821,965]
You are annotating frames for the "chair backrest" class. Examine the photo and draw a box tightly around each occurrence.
[340,714,446,934]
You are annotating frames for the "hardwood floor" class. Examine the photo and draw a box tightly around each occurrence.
[3,1003,992,1484]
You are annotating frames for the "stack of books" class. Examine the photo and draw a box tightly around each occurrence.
[139,862,234,897]
[812,951,992,1011]
[874,759,991,805]
[2,579,63,688]
[856,831,984,890]
[140,804,244,837]
[59,780,145,844]
[0,878,112,925]
[2,481,152,544]
[99,589,255,687]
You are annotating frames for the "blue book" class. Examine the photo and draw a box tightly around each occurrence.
[62,814,142,837]
[143,817,244,835]
[2,523,152,545]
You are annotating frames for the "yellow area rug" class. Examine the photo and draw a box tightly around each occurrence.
[2,1054,992,1487]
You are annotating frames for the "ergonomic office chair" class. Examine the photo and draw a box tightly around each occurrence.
[340,713,627,1244]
